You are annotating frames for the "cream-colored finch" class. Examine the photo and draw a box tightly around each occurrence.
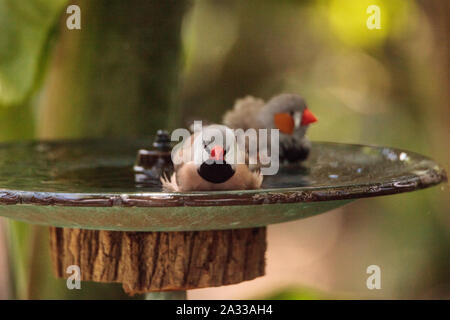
[161,125,263,192]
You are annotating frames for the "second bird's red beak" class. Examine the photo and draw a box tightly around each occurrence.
[210,145,224,161]
[301,108,318,126]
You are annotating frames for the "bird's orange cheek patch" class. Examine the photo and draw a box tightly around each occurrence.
[274,113,294,134]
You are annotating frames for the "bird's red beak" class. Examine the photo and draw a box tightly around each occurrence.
[301,108,318,126]
[210,145,224,161]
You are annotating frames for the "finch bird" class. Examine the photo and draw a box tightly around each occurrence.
[223,93,317,163]
[161,124,263,192]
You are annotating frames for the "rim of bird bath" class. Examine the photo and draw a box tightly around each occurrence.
[0,139,446,232]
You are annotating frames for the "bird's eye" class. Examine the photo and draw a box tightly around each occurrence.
[203,137,215,148]
[289,111,294,116]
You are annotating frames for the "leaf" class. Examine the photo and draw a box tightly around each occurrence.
[0,0,68,106]
[5,220,32,299]
[259,286,331,300]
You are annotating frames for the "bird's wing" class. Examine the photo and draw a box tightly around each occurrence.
[227,164,263,190]
[249,170,263,189]
[223,96,265,130]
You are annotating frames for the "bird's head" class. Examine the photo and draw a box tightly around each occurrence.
[192,125,242,184]
[260,94,317,135]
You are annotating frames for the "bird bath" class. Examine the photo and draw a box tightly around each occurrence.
[0,139,446,298]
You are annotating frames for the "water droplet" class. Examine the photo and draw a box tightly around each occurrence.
[399,152,409,161]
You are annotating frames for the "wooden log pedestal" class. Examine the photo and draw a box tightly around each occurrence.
[49,226,266,295]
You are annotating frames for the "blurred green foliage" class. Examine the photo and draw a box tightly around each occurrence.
[0,0,67,141]
[0,0,67,106]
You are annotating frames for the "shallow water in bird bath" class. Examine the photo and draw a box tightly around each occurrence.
[0,139,444,194]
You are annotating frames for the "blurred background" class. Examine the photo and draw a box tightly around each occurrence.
[0,0,448,299]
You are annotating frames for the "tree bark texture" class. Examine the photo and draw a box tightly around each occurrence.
[49,227,266,295]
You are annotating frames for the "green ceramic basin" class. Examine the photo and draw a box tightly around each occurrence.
[0,140,446,231]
